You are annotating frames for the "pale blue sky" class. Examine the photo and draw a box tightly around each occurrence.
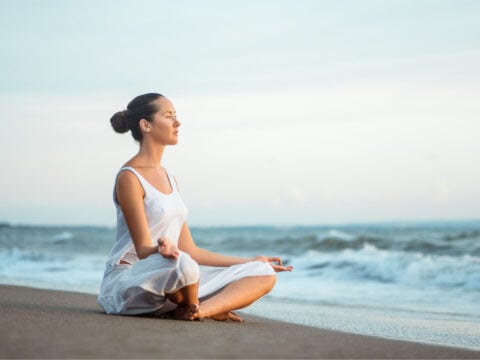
[1,0,479,226]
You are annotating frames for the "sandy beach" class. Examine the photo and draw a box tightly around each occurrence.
[0,285,478,359]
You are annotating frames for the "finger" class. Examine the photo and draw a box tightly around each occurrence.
[160,247,171,256]
[165,251,178,259]
[268,257,283,266]
[165,247,175,256]
[272,264,293,272]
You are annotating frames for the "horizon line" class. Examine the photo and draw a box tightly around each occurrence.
[2,217,480,229]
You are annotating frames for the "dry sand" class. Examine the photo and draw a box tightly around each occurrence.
[0,285,478,359]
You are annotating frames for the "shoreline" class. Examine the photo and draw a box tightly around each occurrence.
[4,280,479,351]
[244,296,480,352]
[1,285,479,359]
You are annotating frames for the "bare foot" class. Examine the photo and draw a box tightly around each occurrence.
[174,304,201,321]
[209,312,244,322]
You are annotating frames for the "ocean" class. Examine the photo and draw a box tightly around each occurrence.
[1,220,479,350]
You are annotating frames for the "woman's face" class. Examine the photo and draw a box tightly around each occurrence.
[146,97,181,145]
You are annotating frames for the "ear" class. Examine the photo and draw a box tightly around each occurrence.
[139,119,151,132]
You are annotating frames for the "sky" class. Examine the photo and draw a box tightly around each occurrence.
[0,0,479,226]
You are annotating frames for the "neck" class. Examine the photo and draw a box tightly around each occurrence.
[136,140,166,168]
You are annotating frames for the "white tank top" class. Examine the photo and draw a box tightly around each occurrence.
[103,166,188,274]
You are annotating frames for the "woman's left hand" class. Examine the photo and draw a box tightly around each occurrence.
[253,256,293,272]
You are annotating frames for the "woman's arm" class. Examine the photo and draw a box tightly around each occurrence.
[116,171,178,260]
[178,222,249,266]
[178,222,293,271]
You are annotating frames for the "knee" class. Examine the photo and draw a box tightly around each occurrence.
[176,252,199,285]
[261,275,277,295]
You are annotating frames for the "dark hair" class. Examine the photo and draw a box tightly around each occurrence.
[110,93,164,141]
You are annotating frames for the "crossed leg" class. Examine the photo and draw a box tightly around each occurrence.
[195,275,276,322]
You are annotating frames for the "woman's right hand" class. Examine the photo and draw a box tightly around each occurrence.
[157,237,180,259]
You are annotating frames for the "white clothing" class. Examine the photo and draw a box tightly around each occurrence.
[97,167,275,315]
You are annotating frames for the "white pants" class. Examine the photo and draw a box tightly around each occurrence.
[97,251,275,315]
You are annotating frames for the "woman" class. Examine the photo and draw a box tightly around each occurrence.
[98,93,292,321]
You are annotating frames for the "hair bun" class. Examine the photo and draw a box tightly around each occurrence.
[110,110,129,133]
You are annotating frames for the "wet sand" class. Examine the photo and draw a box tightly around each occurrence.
[0,285,478,359]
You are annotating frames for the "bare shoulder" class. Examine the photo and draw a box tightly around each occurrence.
[116,170,144,197]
